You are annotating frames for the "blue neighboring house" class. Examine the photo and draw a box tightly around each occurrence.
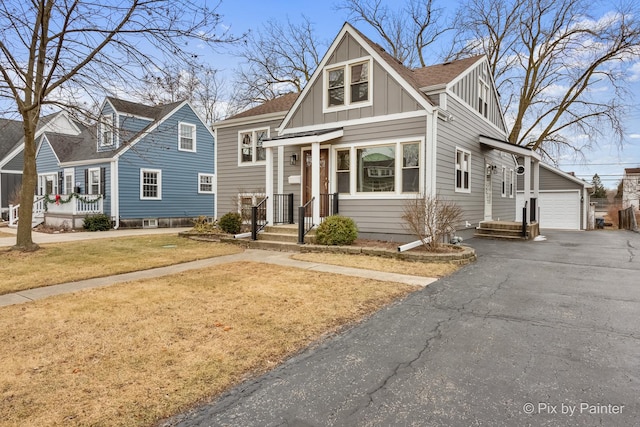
[34,97,216,229]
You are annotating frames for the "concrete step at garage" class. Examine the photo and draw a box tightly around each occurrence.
[475,221,539,240]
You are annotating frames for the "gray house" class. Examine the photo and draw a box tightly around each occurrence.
[215,23,542,241]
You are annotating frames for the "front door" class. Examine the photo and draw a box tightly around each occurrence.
[302,149,329,216]
[484,164,493,220]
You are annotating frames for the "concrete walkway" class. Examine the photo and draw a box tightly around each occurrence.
[0,248,437,307]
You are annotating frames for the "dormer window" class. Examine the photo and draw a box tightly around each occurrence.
[324,58,372,111]
[100,114,113,147]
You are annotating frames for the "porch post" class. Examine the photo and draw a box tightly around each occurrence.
[311,141,320,225]
[532,159,540,221]
[277,146,284,194]
[266,146,274,225]
[523,156,532,222]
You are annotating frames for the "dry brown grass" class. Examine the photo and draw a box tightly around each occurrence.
[292,252,459,277]
[0,236,242,295]
[0,230,13,238]
[0,262,415,427]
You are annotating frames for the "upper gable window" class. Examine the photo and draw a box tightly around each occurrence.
[179,122,196,152]
[239,128,268,165]
[478,64,489,118]
[100,114,114,147]
[324,58,372,111]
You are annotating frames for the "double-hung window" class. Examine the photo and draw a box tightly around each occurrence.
[198,173,215,194]
[64,169,74,195]
[402,143,420,193]
[455,148,471,192]
[179,122,196,152]
[88,168,101,195]
[140,169,162,200]
[239,128,268,164]
[100,114,114,147]
[336,150,350,193]
[325,59,371,110]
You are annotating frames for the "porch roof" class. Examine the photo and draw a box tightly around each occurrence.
[479,135,541,161]
[262,127,343,148]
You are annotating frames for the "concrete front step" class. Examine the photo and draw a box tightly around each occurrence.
[475,227,524,237]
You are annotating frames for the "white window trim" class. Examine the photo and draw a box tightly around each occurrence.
[88,167,101,195]
[330,137,423,198]
[323,57,373,114]
[64,168,74,195]
[237,192,266,222]
[99,114,114,147]
[237,127,269,166]
[140,168,162,200]
[178,122,197,152]
[455,147,471,193]
[501,166,507,197]
[198,173,216,194]
[37,173,58,196]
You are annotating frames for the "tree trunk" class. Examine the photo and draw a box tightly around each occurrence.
[13,116,39,252]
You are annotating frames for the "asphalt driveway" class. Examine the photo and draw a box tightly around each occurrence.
[165,230,640,427]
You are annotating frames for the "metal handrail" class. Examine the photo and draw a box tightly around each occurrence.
[273,193,294,225]
[298,197,315,244]
[251,196,269,240]
[319,192,339,219]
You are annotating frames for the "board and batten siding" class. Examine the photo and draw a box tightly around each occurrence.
[450,62,506,133]
[286,33,423,130]
[117,104,214,219]
[436,96,515,227]
[216,117,283,217]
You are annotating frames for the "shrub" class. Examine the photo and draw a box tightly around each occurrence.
[83,214,112,231]
[191,216,219,233]
[315,215,358,245]
[218,212,242,234]
[402,193,463,251]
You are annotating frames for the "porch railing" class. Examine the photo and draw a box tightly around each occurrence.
[273,193,294,225]
[319,192,339,219]
[8,196,46,227]
[251,196,269,240]
[298,197,315,244]
[46,194,103,215]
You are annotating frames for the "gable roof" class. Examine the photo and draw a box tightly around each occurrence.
[226,93,299,121]
[229,23,490,131]
[0,118,24,160]
[43,125,114,163]
[413,55,486,88]
[105,96,183,121]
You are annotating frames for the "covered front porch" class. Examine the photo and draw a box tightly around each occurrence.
[252,128,344,242]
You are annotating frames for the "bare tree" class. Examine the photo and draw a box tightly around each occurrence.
[229,15,325,112]
[450,0,640,159]
[136,64,225,125]
[402,194,463,250]
[0,0,240,251]
[336,0,451,67]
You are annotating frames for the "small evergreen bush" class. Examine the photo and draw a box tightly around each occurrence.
[315,215,358,245]
[218,212,242,234]
[83,214,112,231]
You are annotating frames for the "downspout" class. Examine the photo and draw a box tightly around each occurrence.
[111,159,119,229]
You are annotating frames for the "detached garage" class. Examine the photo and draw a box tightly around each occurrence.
[517,163,592,230]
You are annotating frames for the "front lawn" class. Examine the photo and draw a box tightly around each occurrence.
[0,262,416,426]
[0,235,242,295]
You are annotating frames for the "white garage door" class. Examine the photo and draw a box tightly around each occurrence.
[516,191,581,230]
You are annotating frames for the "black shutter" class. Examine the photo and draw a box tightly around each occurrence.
[84,169,89,195]
[100,167,106,195]
[58,171,63,194]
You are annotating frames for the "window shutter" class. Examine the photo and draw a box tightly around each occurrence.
[100,167,106,195]
[84,170,88,195]
[58,171,63,194]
